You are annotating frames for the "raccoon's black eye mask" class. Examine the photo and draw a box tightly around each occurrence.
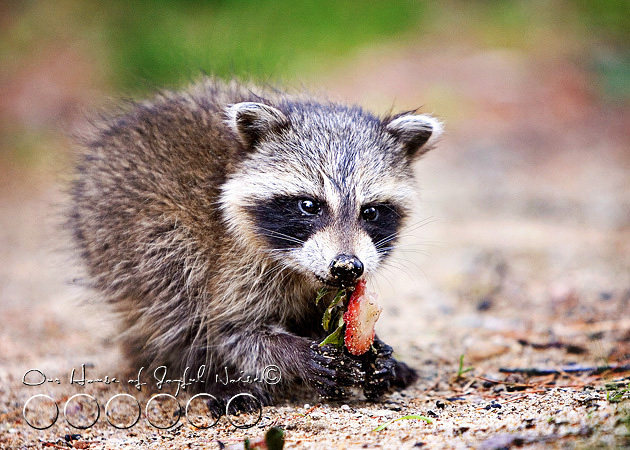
[246,195,403,253]
[246,196,328,249]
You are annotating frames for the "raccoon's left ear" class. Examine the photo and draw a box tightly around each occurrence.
[226,102,289,149]
[385,113,443,159]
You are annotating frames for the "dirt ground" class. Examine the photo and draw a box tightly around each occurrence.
[1,38,630,449]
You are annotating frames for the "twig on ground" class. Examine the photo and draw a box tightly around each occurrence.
[499,364,630,376]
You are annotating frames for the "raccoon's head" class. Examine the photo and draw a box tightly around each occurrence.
[220,99,442,288]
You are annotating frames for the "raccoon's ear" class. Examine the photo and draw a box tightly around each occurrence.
[226,102,289,148]
[385,113,443,159]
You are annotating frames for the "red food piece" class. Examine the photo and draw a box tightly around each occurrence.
[343,280,382,355]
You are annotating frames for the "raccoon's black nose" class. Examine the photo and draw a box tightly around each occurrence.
[329,254,364,286]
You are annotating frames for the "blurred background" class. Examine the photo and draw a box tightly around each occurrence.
[1,0,629,189]
[1,0,630,444]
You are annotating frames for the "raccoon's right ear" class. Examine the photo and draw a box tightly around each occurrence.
[226,102,289,148]
[385,113,443,159]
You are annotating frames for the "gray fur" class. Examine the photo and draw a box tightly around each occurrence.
[69,78,441,405]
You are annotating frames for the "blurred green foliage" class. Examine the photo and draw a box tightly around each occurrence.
[0,0,628,172]
[3,0,427,91]
[2,0,628,92]
[102,0,427,89]
[575,0,630,45]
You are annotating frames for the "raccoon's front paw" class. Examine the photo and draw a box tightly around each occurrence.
[392,360,418,389]
[363,338,396,401]
[308,342,364,400]
[363,338,419,401]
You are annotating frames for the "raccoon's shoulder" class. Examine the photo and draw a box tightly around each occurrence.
[76,80,268,190]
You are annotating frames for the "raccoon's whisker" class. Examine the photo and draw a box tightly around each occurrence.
[263,248,296,254]
[380,258,426,288]
[395,248,431,257]
[378,246,430,258]
[375,235,398,249]
[260,234,305,246]
[374,217,439,250]
[391,240,440,249]
[374,233,402,251]
[380,217,438,244]
[375,238,401,252]
[382,230,434,244]
[257,228,306,246]
[370,268,396,293]
[403,239,444,248]
[257,226,306,242]
[374,221,430,248]
[384,255,429,283]
[404,216,438,231]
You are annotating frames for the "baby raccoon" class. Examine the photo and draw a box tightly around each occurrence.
[70,78,442,408]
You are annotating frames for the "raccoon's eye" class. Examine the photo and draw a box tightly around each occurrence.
[298,199,321,215]
[361,206,379,222]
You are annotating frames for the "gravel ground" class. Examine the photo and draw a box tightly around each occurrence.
[1,39,630,449]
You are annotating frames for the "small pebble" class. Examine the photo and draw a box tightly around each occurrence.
[369,409,392,417]
[599,291,613,301]
[65,434,82,442]
[477,297,493,311]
